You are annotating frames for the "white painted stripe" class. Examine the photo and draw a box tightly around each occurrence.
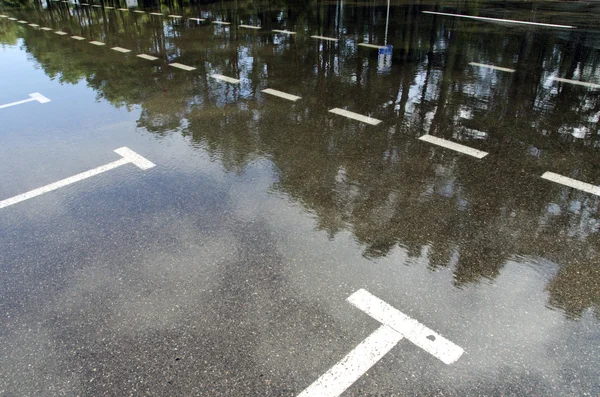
[0,93,50,110]
[272,29,296,34]
[297,325,403,397]
[550,76,600,89]
[40,27,53,31]
[358,43,385,49]
[89,40,105,46]
[169,63,196,71]
[133,10,145,13]
[137,53,158,61]
[422,11,575,29]
[0,15,7,18]
[418,135,488,159]
[8,17,17,21]
[212,21,230,25]
[210,74,240,84]
[0,147,154,209]
[118,8,128,11]
[329,108,381,125]
[541,172,600,196]
[105,6,113,9]
[239,24,260,29]
[29,23,39,27]
[311,35,338,41]
[168,14,182,18]
[150,12,163,15]
[111,46,131,53]
[348,289,464,365]
[18,20,28,23]
[469,62,515,73]
[55,31,68,35]
[189,17,205,22]
[71,35,86,40]
[262,88,301,101]
[92,5,101,7]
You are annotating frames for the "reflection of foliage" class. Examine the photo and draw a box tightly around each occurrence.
[547,261,600,320]
[0,20,19,46]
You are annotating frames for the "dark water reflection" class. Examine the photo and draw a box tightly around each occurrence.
[1,0,599,320]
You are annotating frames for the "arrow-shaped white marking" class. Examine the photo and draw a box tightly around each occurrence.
[0,92,51,110]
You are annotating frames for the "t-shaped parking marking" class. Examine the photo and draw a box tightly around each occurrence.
[0,92,51,110]
[297,289,464,397]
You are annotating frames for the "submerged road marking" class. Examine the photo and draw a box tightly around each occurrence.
[239,24,260,29]
[212,21,231,25]
[358,43,385,49]
[0,147,155,210]
[311,35,338,42]
[0,92,50,110]
[469,62,515,73]
[422,11,575,29]
[17,20,28,23]
[111,46,131,53]
[137,53,158,61]
[169,63,196,71]
[133,10,145,13]
[189,17,205,22]
[262,88,301,101]
[54,31,68,35]
[272,29,296,34]
[418,135,488,159]
[549,76,600,89]
[541,172,600,196]
[71,35,86,40]
[8,17,17,21]
[329,108,381,125]
[29,23,39,27]
[40,27,53,31]
[297,325,403,397]
[105,6,113,9]
[150,12,163,16]
[92,5,101,7]
[168,14,182,18]
[210,74,240,84]
[118,8,128,11]
[89,40,105,46]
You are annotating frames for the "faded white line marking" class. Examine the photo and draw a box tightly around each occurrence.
[89,40,105,46]
[118,8,128,11]
[169,63,196,71]
[272,29,296,34]
[54,31,68,35]
[239,24,260,29]
[137,54,158,61]
[168,14,182,18]
[105,6,113,9]
[541,172,600,196]
[18,20,28,23]
[0,147,154,209]
[71,35,86,40]
[418,135,488,159]
[0,92,50,110]
[469,62,515,73]
[92,5,101,7]
[111,46,131,53]
[549,76,600,89]
[40,27,53,31]
[348,289,465,365]
[358,43,385,49]
[262,88,301,101]
[189,17,205,22]
[422,11,575,29]
[329,108,381,125]
[297,325,403,397]
[150,12,163,15]
[29,23,39,27]
[210,74,240,84]
[311,35,338,41]
[212,20,230,25]
[8,17,17,21]
[133,10,145,13]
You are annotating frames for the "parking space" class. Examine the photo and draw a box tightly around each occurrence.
[1,1,600,395]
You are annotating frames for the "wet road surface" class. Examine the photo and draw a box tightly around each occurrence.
[1,0,599,395]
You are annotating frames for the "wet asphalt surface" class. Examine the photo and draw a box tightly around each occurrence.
[0,0,599,395]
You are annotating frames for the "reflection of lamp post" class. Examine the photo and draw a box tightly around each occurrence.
[385,0,390,45]
[378,0,393,73]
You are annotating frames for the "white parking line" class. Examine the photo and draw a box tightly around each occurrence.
[133,10,145,13]
[105,6,113,9]
[118,8,128,11]
[0,148,155,210]
[40,27,53,31]
[18,20,28,24]
[89,41,105,46]
[469,62,515,73]
[210,74,240,84]
[111,46,131,53]
[55,31,68,35]
[0,92,50,110]
[150,12,163,16]
[358,43,385,49]
[262,88,301,101]
[549,76,600,89]
[212,21,231,25]
[418,135,488,159]
[168,14,182,18]
[329,108,381,125]
[71,35,86,40]
[311,35,338,41]
[137,54,158,61]
[348,289,464,365]
[169,63,196,71]
[0,15,7,18]
[8,17,17,21]
[272,29,296,34]
[297,325,403,397]
[239,24,260,29]
[29,23,39,27]
[541,172,600,196]
[189,18,205,22]
[422,11,575,29]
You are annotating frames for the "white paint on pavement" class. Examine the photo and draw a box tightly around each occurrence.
[169,63,196,71]
[348,289,464,365]
[210,74,240,84]
[311,35,338,41]
[297,325,403,397]
[239,24,260,29]
[89,40,105,46]
[118,8,128,11]
[358,43,385,49]
[0,147,155,209]
[212,20,231,25]
[111,46,131,53]
[105,6,113,9]
[549,76,600,89]
[189,18,205,22]
[137,54,158,61]
[262,88,301,101]
[272,29,296,34]
[29,23,39,27]
[168,14,182,18]
[40,27,53,31]
[329,108,381,125]
[150,12,163,15]
[422,11,575,29]
[541,172,600,196]
[55,31,68,35]
[71,35,86,40]
[8,17,17,21]
[418,135,488,159]
[18,20,28,23]
[133,10,145,13]
[0,92,50,110]
[469,62,515,73]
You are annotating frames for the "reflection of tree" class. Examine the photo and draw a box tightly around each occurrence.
[547,261,600,320]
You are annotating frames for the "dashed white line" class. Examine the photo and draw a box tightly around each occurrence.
[189,17,205,22]
[469,62,515,73]
[150,12,163,16]
[239,24,260,29]
[133,10,145,13]
[212,21,230,25]
[137,54,158,61]
[71,35,86,40]
[105,6,113,9]
[210,74,240,84]
[111,46,131,53]
[17,20,28,24]
[54,31,68,35]
[358,43,385,49]
[92,5,101,7]
[169,63,196,71]
[168,14,182,18]
[311,35,338,41]
[89,40,105,46]
[329,108,381,125]
[422,11,575,29]
[118,8,128,11]
[418,135,488,159]
[262,88,301,101]
[29,23,39,27]
[0,147,155,210]
[272,29,296,34]
[40,27,53,31]
[549,76,600,89]
[8,17,17,21]
[541,172,600,196]
[0,92,50,110]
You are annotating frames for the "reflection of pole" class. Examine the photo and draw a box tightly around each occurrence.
[384,0,390,45]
